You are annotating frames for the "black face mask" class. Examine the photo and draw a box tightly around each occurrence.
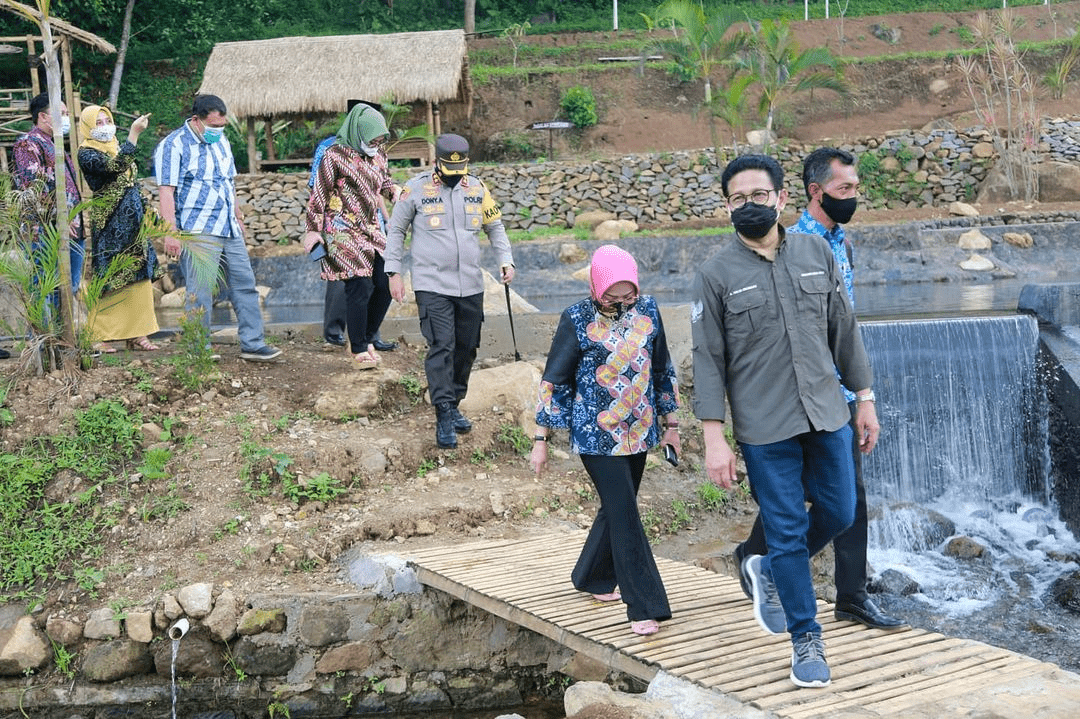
[730,202,778,240]
[437,169,463,187]
[820,191,858,224]
[592,297,636,320]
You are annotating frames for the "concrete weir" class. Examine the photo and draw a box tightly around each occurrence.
[1019,282,1080,536]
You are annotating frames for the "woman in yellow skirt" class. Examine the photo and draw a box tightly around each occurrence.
[77,104,160,351]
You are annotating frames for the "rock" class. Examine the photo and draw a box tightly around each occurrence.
[958,228,991,250]
[871,503,955,551]
[159,287,186,308]
[929,78,950,95]
[237,607,287,635]
[1037,160,1080,202]
[0,616,50,676]
[1050,570,1080,614]
[558,243,588,263]
[745,128,776,147]
[314,641,375,673]
[1003,231,1033,248]
[163,593,183,620]
[870,22,902,43]
[81,639,153,682]
[490,491,505,516]
[231,635,297,676]
[84,607,122,640]
[944,536,988,560]
[870,568,922,596]
[960,253,995,271]
[573,210,617,230]
[312,368,399,420]
[125,610,154,643]
[593,219,638,241]
[459,361,543,433]
[948,201,979,217]
[152,632,224,678]
[45,616,82,646]
[298,605,350,647]
[204,589,238,642]
[177,582,214,618]
[972,141,996,158]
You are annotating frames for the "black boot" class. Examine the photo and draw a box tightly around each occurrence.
[435,403,458,449]
[449,404,472,434]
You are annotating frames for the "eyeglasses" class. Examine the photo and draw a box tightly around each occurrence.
[726,189,775,209]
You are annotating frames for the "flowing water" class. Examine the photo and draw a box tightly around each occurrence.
[860,316,1080,672]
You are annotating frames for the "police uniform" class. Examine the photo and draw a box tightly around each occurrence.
[385,134,514,446]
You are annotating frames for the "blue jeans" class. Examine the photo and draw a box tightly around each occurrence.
[180,233,265,351]
[740,425,856,638]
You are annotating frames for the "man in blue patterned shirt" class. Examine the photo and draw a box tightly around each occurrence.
[155,94,281,362]
[734,147,907,632]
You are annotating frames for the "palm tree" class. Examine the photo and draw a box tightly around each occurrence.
[740,18,849,142]
[710,73,754,155]
[652,0,746,107]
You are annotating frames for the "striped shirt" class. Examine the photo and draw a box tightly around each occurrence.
[153,121,241,238]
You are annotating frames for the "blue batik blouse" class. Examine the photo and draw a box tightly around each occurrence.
[535,294,680,456]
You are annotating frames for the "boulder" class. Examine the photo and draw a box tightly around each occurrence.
[960,253,995,271]
[948,201,979,217]
[237,607,287,636]
[573,210,617,230]
[944,536,988,560]
[1037,160,1080,202]
[204,589,238,642]
[1003,231,1033,248]
[83,607,121,640]
[313,367,400,420]
[593,219,639,241]
[177,582,214,618]
[81,639,153,682]
[459,361,543,433]
[958,228,991,250]
[0,616,49,676]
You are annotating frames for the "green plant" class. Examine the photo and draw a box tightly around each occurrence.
[929,23,945,36]
[668,500,693,533]
[559,85,599,129]
[1043,29,1080,99]
[139,482,190,522]
[951,25,976,44]
[696,480,729,511]
[137,446,172,480]
[502,21,531,67]
[397,375,425,404]
[223,643,249,682]
[283,472,346,504]
[213,516,244,541]
[0,382,14,426]
[169,309,219,392]
[416,458,437,478]
[641,508,662,543]
[496,423,532,455]
[50,640,76,680]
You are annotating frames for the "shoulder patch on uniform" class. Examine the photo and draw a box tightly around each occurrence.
[481,186,502,223]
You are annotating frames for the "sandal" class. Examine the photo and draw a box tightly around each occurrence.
[353,352,379,370]
[367,344,381,362]
[630,620,660,636]
[592,591,621,602]
[126,337,160,351]
[92,343,117,354]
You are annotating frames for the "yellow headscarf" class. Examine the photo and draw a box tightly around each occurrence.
[78,104,120,157]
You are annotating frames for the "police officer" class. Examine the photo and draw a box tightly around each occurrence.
[385,134,515,449]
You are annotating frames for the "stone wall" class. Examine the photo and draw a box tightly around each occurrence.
[0,555,589,717]
[138,116,1080,247]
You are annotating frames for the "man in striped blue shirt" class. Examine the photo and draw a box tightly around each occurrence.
[155,94,281,361]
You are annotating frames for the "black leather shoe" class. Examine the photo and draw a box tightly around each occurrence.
[0,348,10,359]
[372,338,397,352]
[834,598,908,630]
[324,334,347,347]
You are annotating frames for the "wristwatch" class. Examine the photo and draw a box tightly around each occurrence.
[856,390,876,404]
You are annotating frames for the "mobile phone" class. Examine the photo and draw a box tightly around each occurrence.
[309,243,327,262]
[663,443,678,467]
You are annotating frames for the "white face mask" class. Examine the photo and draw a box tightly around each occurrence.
[90,124,116,143]
[60,116,71,136]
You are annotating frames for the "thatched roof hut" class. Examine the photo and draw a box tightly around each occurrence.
[198,29,472,171]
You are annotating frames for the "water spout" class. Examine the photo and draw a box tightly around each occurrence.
[168,618,190,640]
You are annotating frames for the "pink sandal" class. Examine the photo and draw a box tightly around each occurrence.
[630,620,660,636]
[353,352,379,370]
[592,591,621,602]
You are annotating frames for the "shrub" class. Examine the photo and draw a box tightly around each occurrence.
[560,85,598,129]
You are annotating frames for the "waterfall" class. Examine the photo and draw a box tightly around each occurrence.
[861,315,1049,506]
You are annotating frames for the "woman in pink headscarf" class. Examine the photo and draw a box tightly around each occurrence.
[531,244,681,636]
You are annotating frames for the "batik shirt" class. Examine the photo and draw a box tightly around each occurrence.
[535,295,680,456]
[12,126,83,239]
[789,209,856,402]
[305,143,396,281]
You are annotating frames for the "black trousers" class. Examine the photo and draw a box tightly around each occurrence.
[573,453,672,623]
[414,291,483,407]
[324,252,392,343]
[741,402,868,603]
[343,275,375,352]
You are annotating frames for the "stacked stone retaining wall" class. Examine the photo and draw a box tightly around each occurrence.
[137,117,1080,246]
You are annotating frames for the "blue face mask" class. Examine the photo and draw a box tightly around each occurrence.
[202,126,224,144]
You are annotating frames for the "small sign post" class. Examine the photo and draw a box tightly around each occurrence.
[527,120,574,160]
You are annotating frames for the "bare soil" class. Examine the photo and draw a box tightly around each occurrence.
[3,4,1080,689]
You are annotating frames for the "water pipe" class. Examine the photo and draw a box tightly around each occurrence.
[168,618,190,640]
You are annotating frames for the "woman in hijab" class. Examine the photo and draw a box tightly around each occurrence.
[304,104,397,369]
[77,105,159,351]
[530,244,682,636]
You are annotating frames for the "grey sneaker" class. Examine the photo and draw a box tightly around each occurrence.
[239,345,283,362]
[742,554,786,635]
[790,632,831,688]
